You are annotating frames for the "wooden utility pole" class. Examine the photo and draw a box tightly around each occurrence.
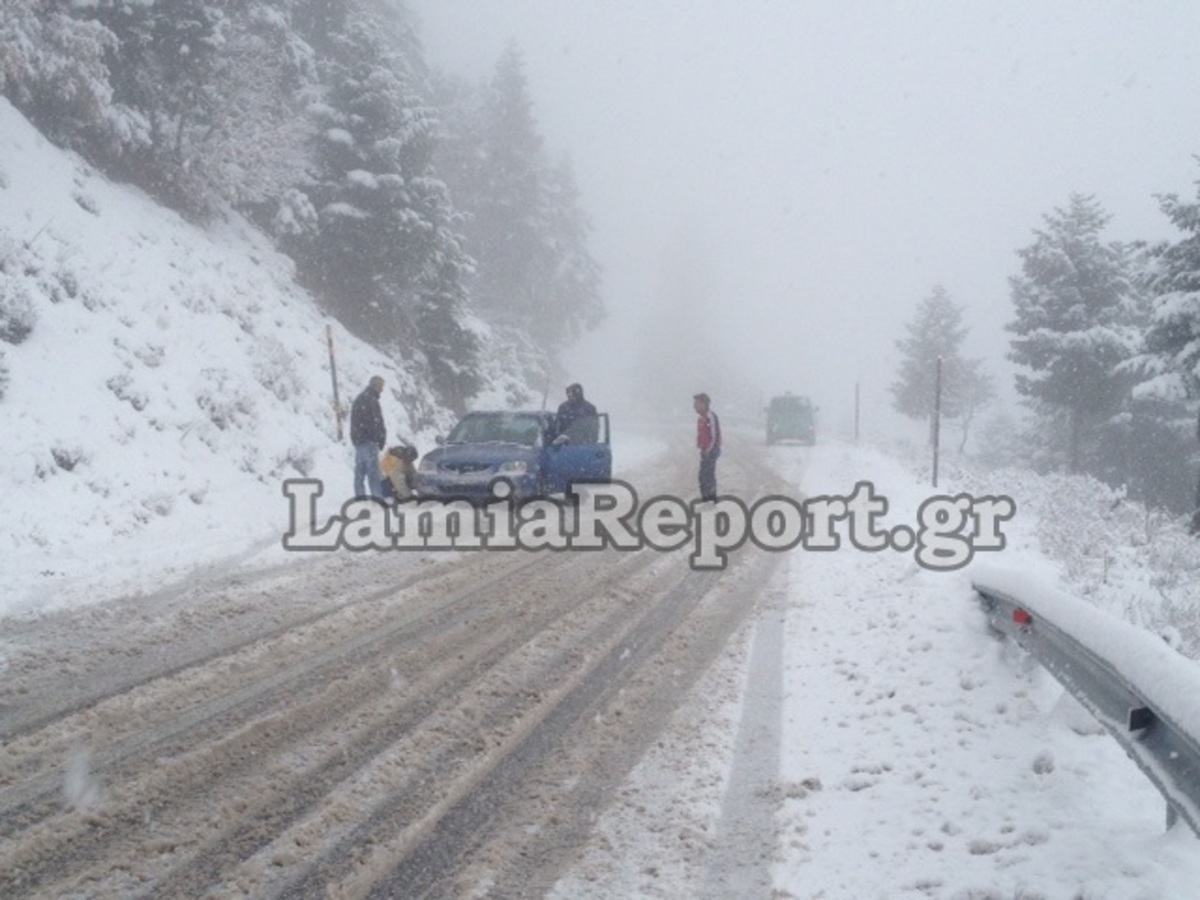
[854,381,861,444]
[932,356,942,488]
[327,324,344,441]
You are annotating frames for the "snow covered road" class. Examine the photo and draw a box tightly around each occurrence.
[0,437,787,898]
[5,434,1200,899]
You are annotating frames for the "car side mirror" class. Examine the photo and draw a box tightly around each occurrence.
[435,435,446,446]
[552,433,570,447]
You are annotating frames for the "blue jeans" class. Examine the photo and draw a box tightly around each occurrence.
[354,443,383,498]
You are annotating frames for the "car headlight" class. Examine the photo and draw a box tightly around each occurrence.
[498,460,528,474]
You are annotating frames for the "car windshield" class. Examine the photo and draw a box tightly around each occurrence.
[446,413,543,446]
[771,397,810,411]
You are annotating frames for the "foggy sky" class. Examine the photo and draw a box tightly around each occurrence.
[410,0,1200,436]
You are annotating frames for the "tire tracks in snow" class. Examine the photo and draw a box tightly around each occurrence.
[0,546,659,897]
[0,436,794,898]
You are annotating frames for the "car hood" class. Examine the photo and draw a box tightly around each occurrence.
[422,442,539,472]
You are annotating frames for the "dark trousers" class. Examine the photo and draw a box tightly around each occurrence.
[699,448,720,500]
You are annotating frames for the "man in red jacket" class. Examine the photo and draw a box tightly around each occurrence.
[694,392,721,501]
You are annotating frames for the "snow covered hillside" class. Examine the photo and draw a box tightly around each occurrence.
[0,98,546,616]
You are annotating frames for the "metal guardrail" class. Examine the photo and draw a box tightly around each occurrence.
[973,576,1200,836]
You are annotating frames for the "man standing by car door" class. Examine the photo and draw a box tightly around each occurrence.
[694,392,721,501]
[351,375,386,499]
[556,383,599,443]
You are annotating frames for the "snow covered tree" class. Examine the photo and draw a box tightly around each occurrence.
[535,157,604,346]
[0,1,148,159]
[81,0,233,210]
[471,42,542,319]
[416,257,482,414]
[283,0,480,403]
[2,1,316,213]
[297,9,432,325]
[953,359,996,454]
[183,4,318,208]
[1007,194,1137,474]
[1140,193,1200,398]
[891,285,990,438]
[444,42,604,351]
[1130,185,1200,531]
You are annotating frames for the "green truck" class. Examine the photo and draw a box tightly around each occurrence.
[766,393,816,445]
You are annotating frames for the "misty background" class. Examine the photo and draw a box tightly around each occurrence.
[412,0,1200,435]
[4,0,1200,517]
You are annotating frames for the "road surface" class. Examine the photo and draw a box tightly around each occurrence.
[0,435,803,898]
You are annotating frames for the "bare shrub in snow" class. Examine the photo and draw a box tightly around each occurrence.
[134,343,165,368]
[196,369,257,432]
[51,446,86,472]
[253,336,302,402]
[0,277,36,343]
[957,458,1200,656]
[106,372,148,411]
[217,291,259,334]
[275,445,315,477]
[49,266,80,303]
[72,189,100,216]
[1033,473,1131,587]
[136,493,175,522]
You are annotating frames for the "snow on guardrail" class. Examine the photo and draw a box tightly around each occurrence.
[971,564,1200,836]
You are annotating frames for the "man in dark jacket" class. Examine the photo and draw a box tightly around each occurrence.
[694,391,721,501]
[351,376,386,498]
[555,383,599,443]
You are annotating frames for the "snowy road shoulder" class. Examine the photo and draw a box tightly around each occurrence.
[772,441,1200,899]
[554,437,1200,899]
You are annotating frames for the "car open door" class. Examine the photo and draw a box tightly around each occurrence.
[543,413,611,495]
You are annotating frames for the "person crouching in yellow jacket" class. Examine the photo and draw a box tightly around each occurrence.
[379,443,417,504]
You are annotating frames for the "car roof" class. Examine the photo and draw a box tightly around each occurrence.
[462,410,549,418]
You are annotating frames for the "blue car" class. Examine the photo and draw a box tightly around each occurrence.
[415,410,612,501]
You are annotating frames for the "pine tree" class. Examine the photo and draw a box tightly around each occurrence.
[282,0,481,399]
[3,1,317,213]
[891,285,985,425]
[0,1,147,158]
[471,42,544,319]
[416,257,482,414]
[85,0,232,210]
[451,42,603,351]
[297,7,445,324]
[1134,185,1200,531]
[536,157,604,346]
[1141,192,1200,395]
[1007,194,1137,473]
[185,3,318,208]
